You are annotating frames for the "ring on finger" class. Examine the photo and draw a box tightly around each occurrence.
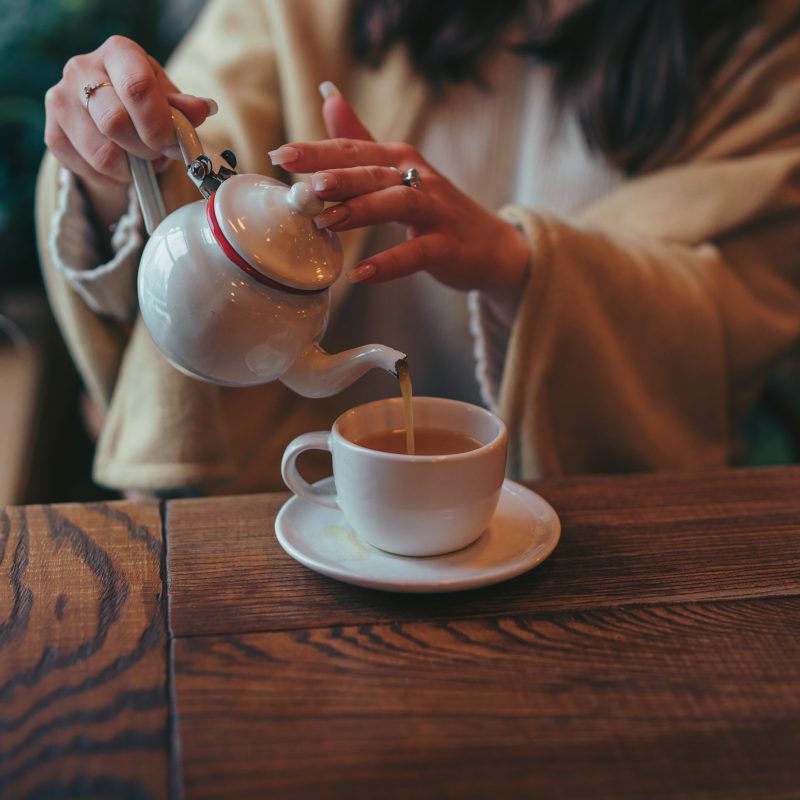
[82,81,113,109]
[402,167,422,190]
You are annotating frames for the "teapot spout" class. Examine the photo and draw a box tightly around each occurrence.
[281,343,407,399]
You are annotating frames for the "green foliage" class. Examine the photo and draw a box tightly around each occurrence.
[743,363,800,466]
[0,0,162,287]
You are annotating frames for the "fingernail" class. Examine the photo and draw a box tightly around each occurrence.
[314,204,350,229]
[200,97,219,116]
[268,145,301,166]
[312,172,337,192]
[348,263,377,283]
[153,156,171,173]
[163,144,182,160]
[318,81,341,99]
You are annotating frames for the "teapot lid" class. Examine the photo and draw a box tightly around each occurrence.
[212,174,342,291]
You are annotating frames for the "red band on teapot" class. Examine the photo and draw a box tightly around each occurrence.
[206,192,324,296]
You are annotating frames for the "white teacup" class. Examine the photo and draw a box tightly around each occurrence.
[281,397,508,557]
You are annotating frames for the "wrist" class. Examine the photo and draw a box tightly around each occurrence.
[76,175,130,254]
[78,175,129,230]
[481,219,531,311]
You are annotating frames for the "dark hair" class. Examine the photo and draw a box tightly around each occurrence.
[350,0,757,173]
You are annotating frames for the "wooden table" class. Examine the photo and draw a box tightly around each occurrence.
[2,466,799,799]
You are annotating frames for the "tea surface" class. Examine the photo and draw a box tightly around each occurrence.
[353,427,482,456]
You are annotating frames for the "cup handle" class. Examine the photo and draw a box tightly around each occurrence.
[281,431,339,509]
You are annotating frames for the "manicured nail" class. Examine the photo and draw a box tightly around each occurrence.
[318,81,341,99]
[348,263,377,283]
[169,92,217,116]
[314,204,350,229]
[200,97,219,116]
[312,172,338,192]
[163,144,182,160]
[268,146,301,166]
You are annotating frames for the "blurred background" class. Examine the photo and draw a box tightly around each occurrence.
[0,0,204,505]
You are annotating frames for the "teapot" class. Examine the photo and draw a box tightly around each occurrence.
[131,109,405,398]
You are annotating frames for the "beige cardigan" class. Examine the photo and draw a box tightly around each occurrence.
[36,0,800,493]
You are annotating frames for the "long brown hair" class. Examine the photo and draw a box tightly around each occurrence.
[350,0,757,173]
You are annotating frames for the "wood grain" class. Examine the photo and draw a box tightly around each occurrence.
[166,466,800,636]
[0,501,168,799]
[173,595,800,799]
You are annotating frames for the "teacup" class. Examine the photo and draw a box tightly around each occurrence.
[281,397,508,557]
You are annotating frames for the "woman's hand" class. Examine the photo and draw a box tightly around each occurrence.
[269,84,531,305]
[44,35,216,229]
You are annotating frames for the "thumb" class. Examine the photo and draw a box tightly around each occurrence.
[166,92,218,129]
[319,81,374,141]
[150,55,217,128]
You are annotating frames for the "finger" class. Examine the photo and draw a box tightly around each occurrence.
[154,57,218,127]
[314,184,435,231]
[311,165,402,200]
[86,81,163,160]
[86,86,214,164]
[149,55,178,92]
[45,117,123,188]
[103,42,177,157]
[269,137,412,172]
[166,92,218,128]
[319,83,374,141]
[153,155,171,173]
[348,235,452,284]
[61,99,131,182]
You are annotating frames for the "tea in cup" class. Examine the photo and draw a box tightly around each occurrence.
[281,397,508,556]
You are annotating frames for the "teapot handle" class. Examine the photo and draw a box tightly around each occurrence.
[127,108,205,236]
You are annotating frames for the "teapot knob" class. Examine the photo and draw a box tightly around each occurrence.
[288,181,324,216]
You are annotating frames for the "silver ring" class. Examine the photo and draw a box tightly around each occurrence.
[402,167,422,189]
[82,81,113,109]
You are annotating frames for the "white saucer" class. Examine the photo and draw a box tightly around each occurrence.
[274,478,560,593]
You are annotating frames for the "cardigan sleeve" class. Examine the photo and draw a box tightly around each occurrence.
[47,166,143,324]
[468,290,515,413]
[495,146,800,480]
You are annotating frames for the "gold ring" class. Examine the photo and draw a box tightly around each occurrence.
[82,81,113,109]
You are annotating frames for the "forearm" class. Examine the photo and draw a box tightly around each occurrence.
[477,216,532,314]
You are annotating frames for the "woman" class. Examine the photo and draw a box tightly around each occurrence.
[37,0,800,494]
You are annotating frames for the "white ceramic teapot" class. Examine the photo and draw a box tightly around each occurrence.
[132,109,405,398]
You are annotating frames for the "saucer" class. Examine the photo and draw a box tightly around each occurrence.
[274,478,560,593]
